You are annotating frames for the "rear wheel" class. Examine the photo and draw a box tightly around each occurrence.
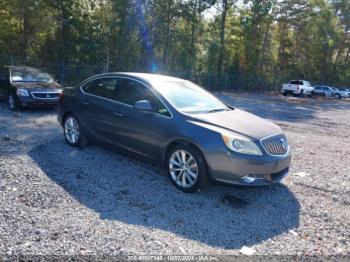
[282,90,287,96]
[63,113,87,148]
[335,93,341,99]
[167,144,209,193]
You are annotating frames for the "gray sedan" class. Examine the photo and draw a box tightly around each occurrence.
[58,73,291,192]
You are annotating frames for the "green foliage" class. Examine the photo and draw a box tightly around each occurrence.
[0,0,349,88]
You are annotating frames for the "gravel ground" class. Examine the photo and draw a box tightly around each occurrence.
[0,93,349,258]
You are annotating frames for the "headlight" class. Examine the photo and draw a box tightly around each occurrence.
[16,89,29,96]
[221,134,262,155]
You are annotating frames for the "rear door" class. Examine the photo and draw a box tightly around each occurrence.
[323,86,332,96]
[79,77,124,145]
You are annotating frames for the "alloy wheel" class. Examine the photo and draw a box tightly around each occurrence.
[64,116,80,144]
[169,150,198,188]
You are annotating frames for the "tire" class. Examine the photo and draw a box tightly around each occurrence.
[335,94,341,99]
[282,91,287,96]
[8,94,20,111]
[166,144,209,193]
[299,89,304,97]
[63,113,87,148]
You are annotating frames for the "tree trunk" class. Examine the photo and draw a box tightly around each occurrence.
[162,2,171,72]
[115,0,128,70]
[345,46,350,63]
[332,29,349,79]
[188,0,200,78]
[22,3,30,64]
[217,0,228,87]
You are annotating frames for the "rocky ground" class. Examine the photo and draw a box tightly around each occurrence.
[0,93,349,259]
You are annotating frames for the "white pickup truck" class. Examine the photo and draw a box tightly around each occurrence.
[282,80,314,96]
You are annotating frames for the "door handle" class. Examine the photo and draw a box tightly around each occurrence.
[113,111,124,118]
[81,101,89,105]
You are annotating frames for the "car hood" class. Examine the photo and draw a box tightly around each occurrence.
[189,109,282,140]
[11,81,62,90]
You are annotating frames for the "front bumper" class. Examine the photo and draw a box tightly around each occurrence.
[17,90,61,107]
[206,147,292,186]
[18,96,59,107]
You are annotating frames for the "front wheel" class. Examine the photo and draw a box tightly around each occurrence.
[63,113,87,147]
[167,144,209,193]
[335,94,341,99]
[8,94,20,111]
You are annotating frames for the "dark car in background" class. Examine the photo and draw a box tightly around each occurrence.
[58,73,291,193]
[0,66,62,110]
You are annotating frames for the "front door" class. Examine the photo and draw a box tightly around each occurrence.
[111,77,173,160]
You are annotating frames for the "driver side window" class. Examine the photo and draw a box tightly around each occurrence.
[116,78,171,117]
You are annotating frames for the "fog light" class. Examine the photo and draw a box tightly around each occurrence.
[241,175,256,184]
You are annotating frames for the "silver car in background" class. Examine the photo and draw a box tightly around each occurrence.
[58,73,291,193]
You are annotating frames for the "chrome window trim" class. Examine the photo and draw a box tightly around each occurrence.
[80,75,173,119]
[259,133,290,157]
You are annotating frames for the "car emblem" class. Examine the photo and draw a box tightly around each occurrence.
[280,138,288,151]
[46,94,50,98]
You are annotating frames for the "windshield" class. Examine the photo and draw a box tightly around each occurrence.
[11,68,54,83]
[153,81,230,114]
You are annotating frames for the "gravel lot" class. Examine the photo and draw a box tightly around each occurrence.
[0,92,349,257]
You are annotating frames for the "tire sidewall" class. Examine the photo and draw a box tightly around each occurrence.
[166,144,208,193]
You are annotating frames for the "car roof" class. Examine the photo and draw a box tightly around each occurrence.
[122,72,186,83]
[85,72,188,85]
[4,66,42,71]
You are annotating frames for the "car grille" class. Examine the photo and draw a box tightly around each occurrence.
[31,92,60,99]
[261,133,289,156]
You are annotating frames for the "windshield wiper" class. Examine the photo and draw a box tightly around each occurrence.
[208,108,229,113]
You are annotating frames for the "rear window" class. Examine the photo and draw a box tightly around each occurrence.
[290,81,303,85]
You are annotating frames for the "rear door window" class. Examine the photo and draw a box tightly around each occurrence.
[82,78,118,100]
[290,81,302,85]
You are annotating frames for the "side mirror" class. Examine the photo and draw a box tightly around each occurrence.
[134,100,154,112]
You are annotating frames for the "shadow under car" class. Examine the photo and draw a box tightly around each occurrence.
[28,138,300,250]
